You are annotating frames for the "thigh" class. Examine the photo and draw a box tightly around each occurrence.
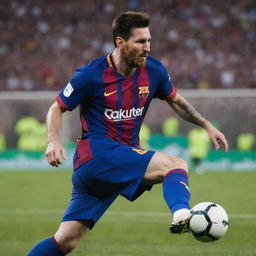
[143,152,188,184]
[75,136,156,201]
[62,187,118,229]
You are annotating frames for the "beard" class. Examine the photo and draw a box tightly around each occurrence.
[124,49,147,68]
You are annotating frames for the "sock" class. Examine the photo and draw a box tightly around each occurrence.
[173,208,190,223]
[27,236,65,256]
[163,169,190,218]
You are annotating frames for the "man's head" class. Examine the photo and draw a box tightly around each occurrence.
[112,12,151,68]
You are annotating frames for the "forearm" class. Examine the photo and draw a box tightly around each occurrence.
[166,93,210,128]
[46,101,64,143]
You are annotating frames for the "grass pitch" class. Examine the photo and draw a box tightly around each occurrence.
[0,170,256,256]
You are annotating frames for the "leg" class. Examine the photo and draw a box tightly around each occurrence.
[54,220,90,254]
[27,220,89,255]
[143,151,188,183]
[143,152,191,233]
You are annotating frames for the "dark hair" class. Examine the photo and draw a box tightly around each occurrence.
[112,11,150,46]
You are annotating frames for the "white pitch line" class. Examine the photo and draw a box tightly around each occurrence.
[109,212,256,219]
[0,209,255,219]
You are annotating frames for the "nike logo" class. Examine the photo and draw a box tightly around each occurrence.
[179,181,191,193]
[104,90,117,97]
[132,148,148,155]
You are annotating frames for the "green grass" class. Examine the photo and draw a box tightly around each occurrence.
[0,170,256,256]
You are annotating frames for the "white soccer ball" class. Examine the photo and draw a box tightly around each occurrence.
[189,202,229,242]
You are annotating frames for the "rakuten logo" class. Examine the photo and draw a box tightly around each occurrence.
[104,107,144,121]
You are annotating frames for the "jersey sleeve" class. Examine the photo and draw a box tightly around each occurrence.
[154,64,177,100]
[56,67,92,111]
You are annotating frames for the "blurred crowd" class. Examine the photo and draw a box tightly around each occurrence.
[1,0,255,91]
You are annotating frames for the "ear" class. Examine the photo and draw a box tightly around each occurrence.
[115,36,126,49]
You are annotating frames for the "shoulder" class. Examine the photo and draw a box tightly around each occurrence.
[146,56,166,71]
[75,56,108,75]
[145,56,169,80]
[72,56,108,84]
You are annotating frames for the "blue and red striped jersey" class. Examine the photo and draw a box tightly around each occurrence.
[56,55,176,147]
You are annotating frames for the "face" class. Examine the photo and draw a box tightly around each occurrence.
[122,27,151,68]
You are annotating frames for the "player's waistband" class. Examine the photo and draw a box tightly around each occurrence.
[77,132,105,141]
[77,132,138,148]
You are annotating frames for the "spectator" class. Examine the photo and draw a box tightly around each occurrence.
[1,0,255,91]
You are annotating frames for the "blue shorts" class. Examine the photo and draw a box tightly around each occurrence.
[62,133,155,229]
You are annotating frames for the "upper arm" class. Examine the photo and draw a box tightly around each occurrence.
[154,63,177,100]
[56,67,92,111]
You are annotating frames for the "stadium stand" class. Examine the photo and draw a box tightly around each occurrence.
[1,0,255,91]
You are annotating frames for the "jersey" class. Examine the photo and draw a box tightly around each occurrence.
[56,54,176,147]
[57,55,177,226]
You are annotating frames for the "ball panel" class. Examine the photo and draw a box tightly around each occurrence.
[190,214,209,232]
[207,204,229,223]
[209,223,229,238]
[208,205,228,223]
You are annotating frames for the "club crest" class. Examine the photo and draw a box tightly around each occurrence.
[138,86,149,98]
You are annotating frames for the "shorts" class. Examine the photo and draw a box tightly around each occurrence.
[62,133,155,229]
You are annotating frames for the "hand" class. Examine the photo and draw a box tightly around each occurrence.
[205,122,229,152]
[45,140,66,167]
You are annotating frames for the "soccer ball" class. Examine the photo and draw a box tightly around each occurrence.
[189,202,229,242]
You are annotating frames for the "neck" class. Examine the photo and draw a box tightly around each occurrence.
[111,49,136,76]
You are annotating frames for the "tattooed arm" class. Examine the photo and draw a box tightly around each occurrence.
[166,93,207,127]
[166,93,229,151]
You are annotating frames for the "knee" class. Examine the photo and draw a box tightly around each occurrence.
[54,234,82,254]
[144,153,189,184]
[163,156,188,175]
[54,220,89,254]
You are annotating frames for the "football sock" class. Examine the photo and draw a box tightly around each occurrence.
[163,169,190,220]
[27,236,66,256]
